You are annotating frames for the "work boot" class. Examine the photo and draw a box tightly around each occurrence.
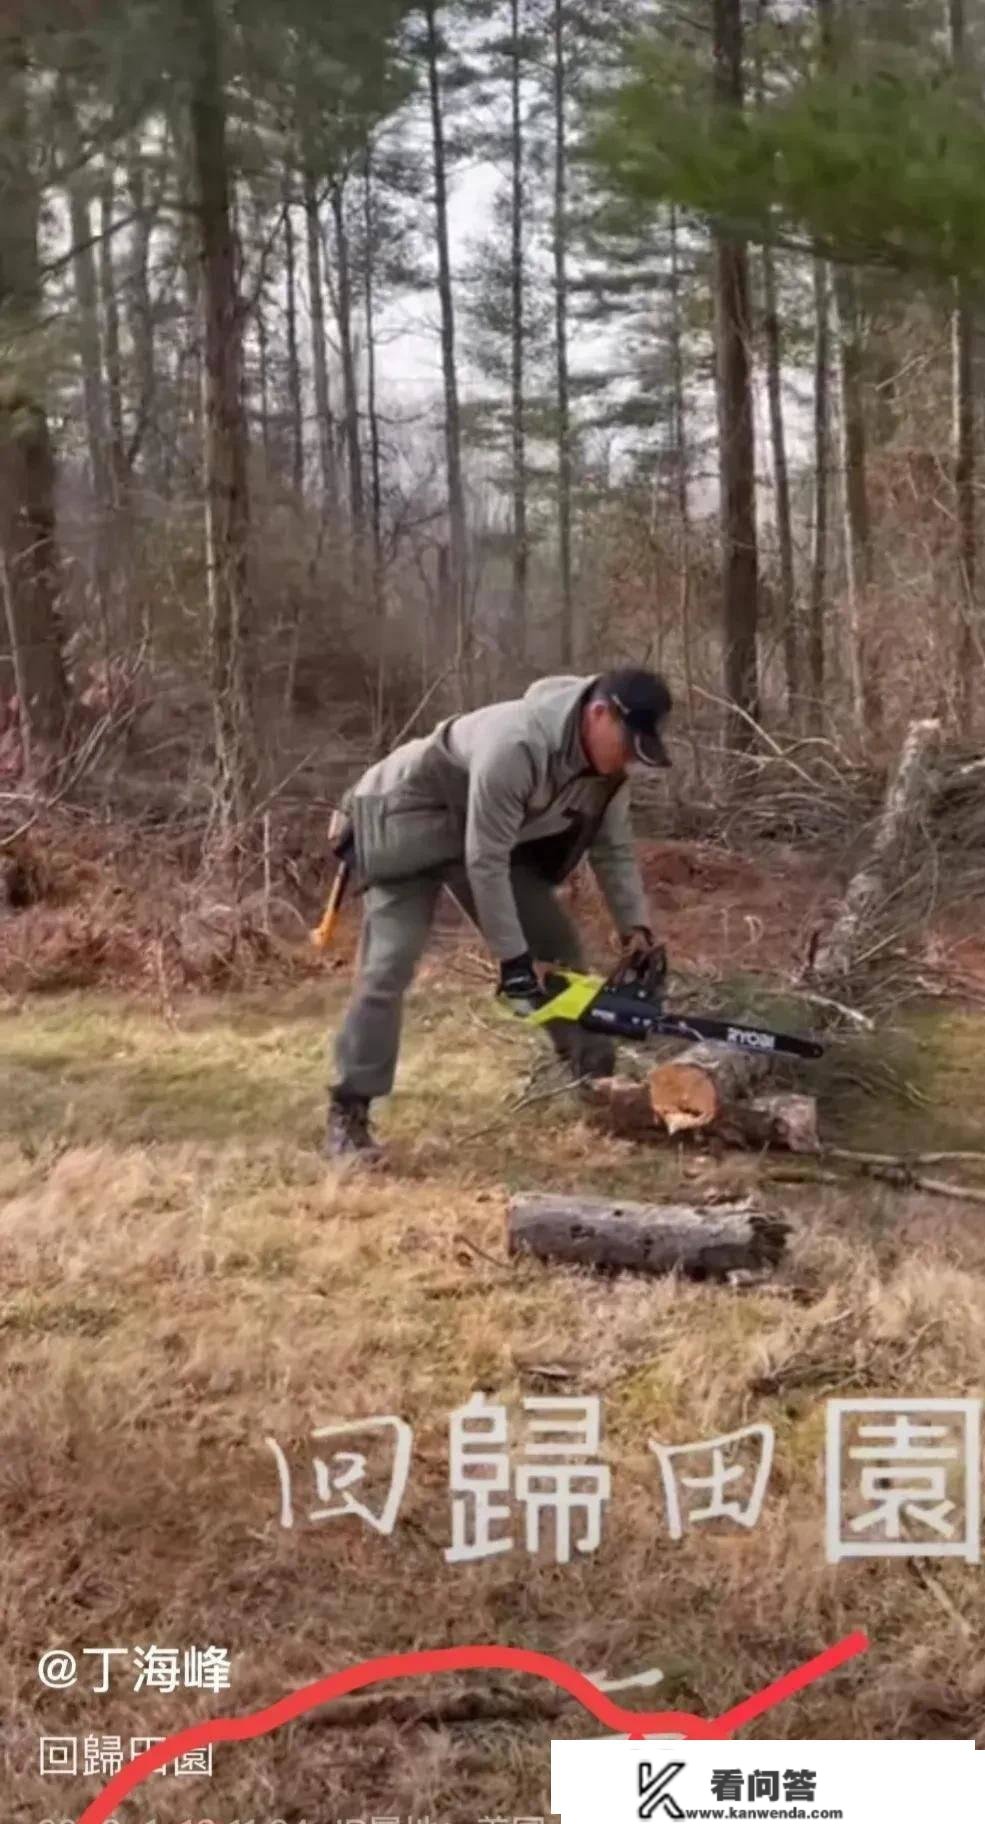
[547,1022,617,1084]
[324,1092,385,1166]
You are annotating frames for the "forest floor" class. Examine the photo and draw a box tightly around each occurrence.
[3,838,985,1821]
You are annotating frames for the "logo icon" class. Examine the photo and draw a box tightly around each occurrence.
[638,1759,686,1819]
[726,1026,776,1051]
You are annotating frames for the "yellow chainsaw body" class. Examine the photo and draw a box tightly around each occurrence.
[519,969,604,1026]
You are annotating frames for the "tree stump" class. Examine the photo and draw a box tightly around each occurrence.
[507,1192,790,1280]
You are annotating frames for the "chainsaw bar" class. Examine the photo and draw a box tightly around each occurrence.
[586,997,825,1061]
[528,969,824,1062]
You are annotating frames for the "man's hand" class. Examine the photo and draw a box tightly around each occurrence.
[497,952,546,1016]
[328,807,354,862]
[619,928,668,990]
[621,925,658,960]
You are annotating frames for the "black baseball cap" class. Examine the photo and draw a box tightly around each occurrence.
[596,668,673,768]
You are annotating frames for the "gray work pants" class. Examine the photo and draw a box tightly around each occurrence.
[332,864,613,1102]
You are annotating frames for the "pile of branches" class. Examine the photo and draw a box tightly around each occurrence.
[634,720,985,1014]
[716,746,886,848]
[0,803,333,999]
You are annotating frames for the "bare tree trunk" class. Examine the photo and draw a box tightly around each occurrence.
[58,74,113,630]
[668,204,702,787]
[166,108,205,494]
[762,245,798,721]
[302,165,339,516]
[0,29,68,747]
[0,406,67,752]
[69,180,113,627]
[363,153,387,731]
[713,0,760,753]
[816,0,878,743]
[953,294,977,733]
[423,0,469,700]
[61,107,110,514]
[68,227,108,512]
[256,292,271,469]
[508,0,528,679]
[552,0,574,668]
[807,257,831,736]
[755,0,796,722]
[183,0,257,840]
[329,182,366,549]
[283,168,304,498]
[98,166,136,647]
[363,154,384,591]
[0,543,33,782]
[99,170,127,510]
[833,262,878,739]
[125,140,161,491]
[182,232,204,487]
[950,0,978,735]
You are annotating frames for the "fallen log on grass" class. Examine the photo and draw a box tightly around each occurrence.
[507,1192,790,1280]
[585,1071,819,1152]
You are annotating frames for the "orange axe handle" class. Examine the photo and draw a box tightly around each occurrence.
[310,860,351,952]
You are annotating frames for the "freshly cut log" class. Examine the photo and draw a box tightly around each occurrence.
[647,1041,773,1135]
[585,1076,818,1152]
[507,1192,789,1280]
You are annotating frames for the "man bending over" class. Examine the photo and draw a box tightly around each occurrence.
[326,667,673,1163]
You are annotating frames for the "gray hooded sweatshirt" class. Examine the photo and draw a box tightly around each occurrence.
[342,673,652,961]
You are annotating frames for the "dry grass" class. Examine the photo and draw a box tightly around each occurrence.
[3,978,985,1823]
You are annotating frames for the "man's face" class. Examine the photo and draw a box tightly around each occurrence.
[582,700,635,776]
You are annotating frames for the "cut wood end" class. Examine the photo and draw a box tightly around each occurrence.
[663,1110,708,1137]
[648,1062,719,1134]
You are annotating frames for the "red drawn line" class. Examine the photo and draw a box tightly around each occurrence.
[77,1632,868,1824]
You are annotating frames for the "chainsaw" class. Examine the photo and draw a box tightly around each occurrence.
[519,948,824,1062]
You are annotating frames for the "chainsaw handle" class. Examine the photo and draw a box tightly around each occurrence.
[609,943,668,998]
